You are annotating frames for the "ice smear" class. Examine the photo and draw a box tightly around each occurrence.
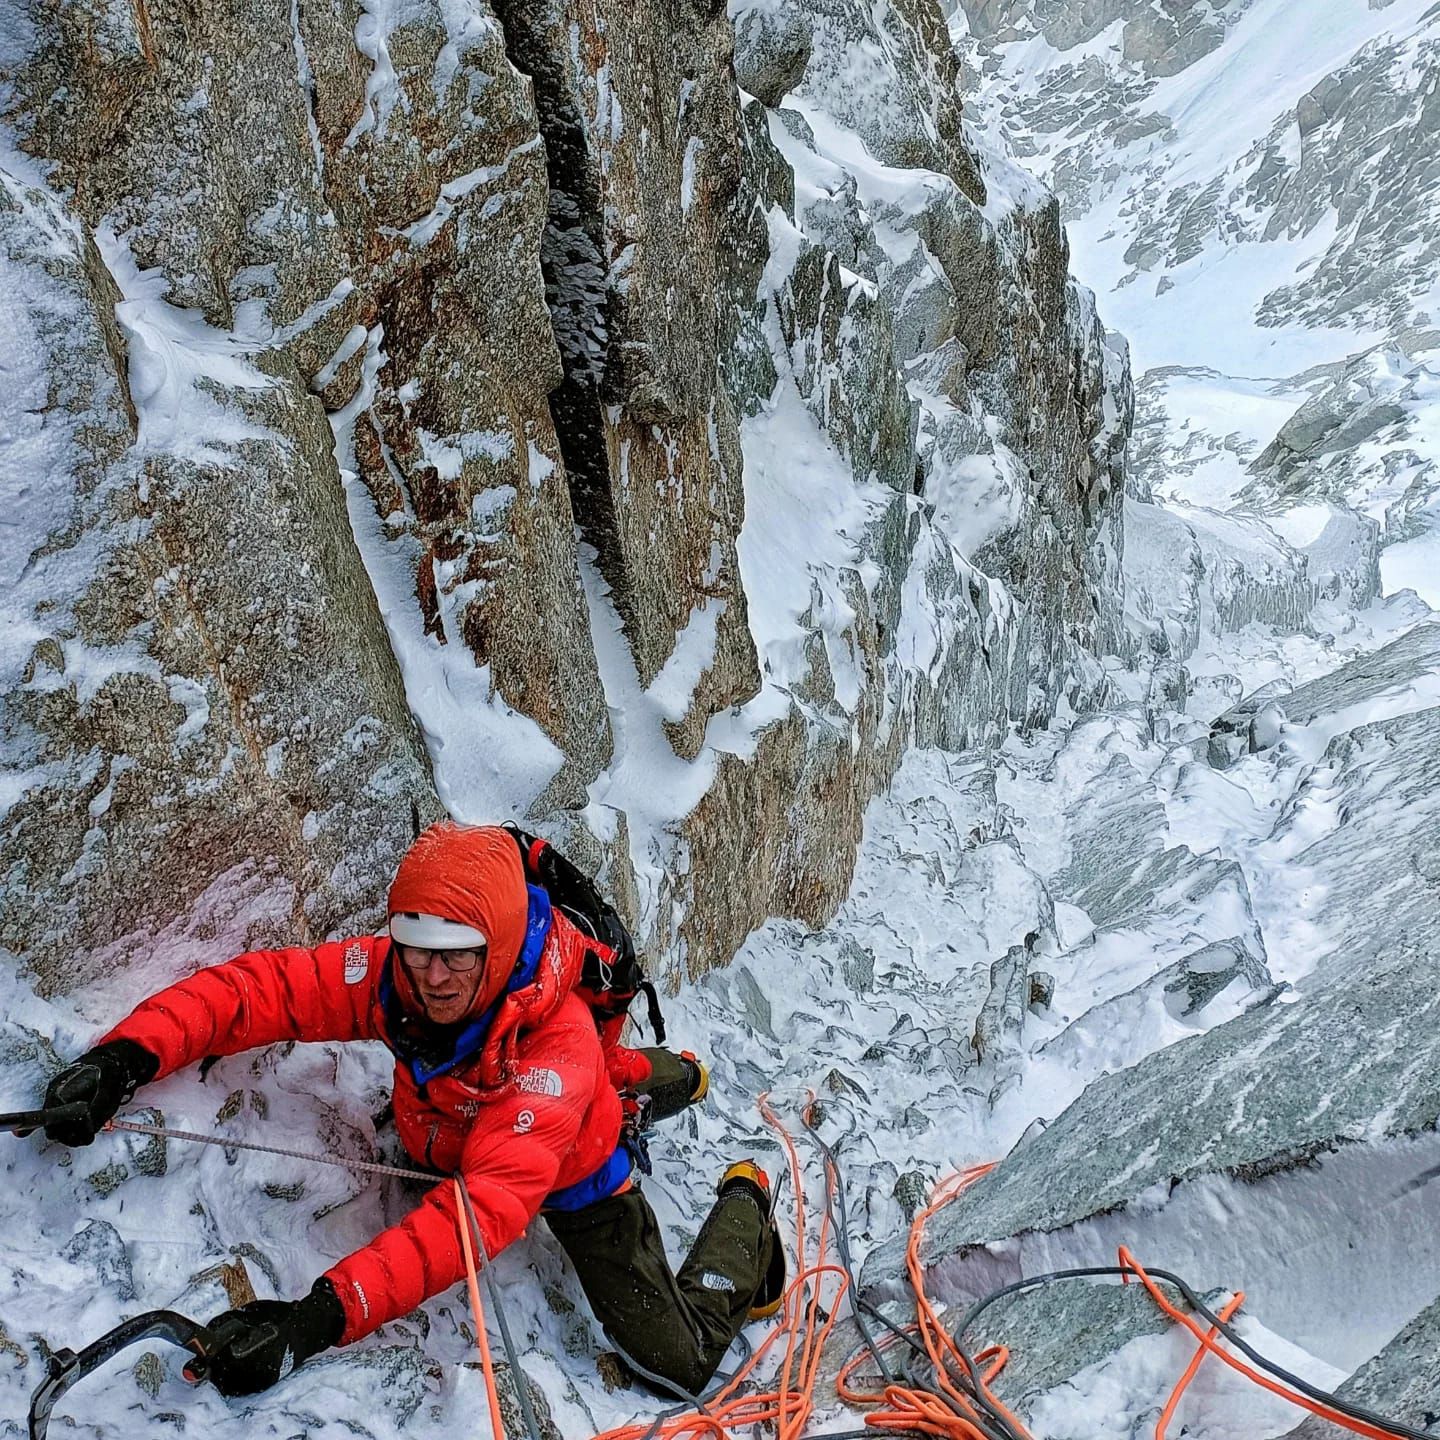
[1025,1310,1347,1440]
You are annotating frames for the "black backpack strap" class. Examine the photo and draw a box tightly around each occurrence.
[501,824,667,1041]
[638,980,667,1045]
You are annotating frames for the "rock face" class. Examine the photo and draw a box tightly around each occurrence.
[1283,1294,1440,1440]
[0,145,439,994]
[1244,338,1440,548]
[0,0,1129,994]
[962,0,1230,66]
[864,621,1440,1421]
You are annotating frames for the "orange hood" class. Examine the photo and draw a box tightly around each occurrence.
[386,823,528,1020]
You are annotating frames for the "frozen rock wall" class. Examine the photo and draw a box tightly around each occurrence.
[860,620,1440,1430]
[0,0,1129,995]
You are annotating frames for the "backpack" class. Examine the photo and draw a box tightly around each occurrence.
[502,825,666,1044]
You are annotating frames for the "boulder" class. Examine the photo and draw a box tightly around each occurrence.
[733,1,814,108]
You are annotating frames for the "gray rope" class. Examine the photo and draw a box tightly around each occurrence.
[105,1117,438,1183]
[108,1115,747,1428]
[455,1176,546,1440]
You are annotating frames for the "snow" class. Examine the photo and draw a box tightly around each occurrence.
[7,572,1437,1438]
[0,168,87,695]
[1380,527,1440,607]
[736,382,884,706]
[680,136,703,214]
[579,543,722,920]
[964,0,1440,609]
[1026,1311,1347,1440]
[5,6,1440,1440]
[344,0,415,149]
[395,136,543,247]
[100,227,281,466]
[985,1128,1440,1373]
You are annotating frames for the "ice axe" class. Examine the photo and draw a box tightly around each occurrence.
[0,1102,92,1138]
[29,1308,280,1439]
[30,1310,213,1439]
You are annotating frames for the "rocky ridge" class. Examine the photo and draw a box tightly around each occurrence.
[0,0,1129,997]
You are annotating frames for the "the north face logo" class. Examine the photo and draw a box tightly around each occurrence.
[700,1271,736,1293]
[343,942,367,985]
[516,1067,563,1098]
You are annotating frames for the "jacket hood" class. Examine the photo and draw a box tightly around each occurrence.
[387,822,528,1022]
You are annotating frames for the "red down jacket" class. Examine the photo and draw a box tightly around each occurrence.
[102,909,625,1344]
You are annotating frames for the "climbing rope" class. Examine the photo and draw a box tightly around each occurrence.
[104,1116,437,1183]
[93,1106,1432,1440]
[835,1161,1026,1440]
[1156,1285,1247,1438]
[455,1175,509,1440]
[455,1176,545,1440]
[579,1093,852,1440]
[801,1117,1428,1440]
[1114,1248,1428,1440]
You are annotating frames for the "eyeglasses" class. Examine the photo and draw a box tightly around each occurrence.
[396,945,488,974]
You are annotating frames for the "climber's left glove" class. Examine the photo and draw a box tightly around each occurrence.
[42,1039,159,1146]
[196,1278,346,1396]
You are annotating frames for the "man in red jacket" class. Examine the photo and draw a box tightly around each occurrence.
[41,823,782,1398]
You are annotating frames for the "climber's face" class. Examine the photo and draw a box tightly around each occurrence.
[397,945,489,1025]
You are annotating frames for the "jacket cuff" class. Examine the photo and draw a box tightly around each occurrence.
[301,1278,347,1354]
[87,1038,160,1090]
[322,1261,381,1345]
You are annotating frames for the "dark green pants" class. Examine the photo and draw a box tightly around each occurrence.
[546,1179,772,1396]
[545,1049,769,1396]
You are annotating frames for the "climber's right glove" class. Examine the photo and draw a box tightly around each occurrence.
[197,1279,347,1396]
[42,1039,159,1146]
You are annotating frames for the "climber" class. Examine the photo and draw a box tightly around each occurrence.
[38,823,784,1400]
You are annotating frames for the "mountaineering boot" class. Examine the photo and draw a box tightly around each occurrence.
[636,1047,710,1126]
[682,1051,709,1104]
[717,1158,769,1207]
[718,1161,786,1320]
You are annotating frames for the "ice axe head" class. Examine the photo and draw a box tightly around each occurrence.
[28,1311,215,1440]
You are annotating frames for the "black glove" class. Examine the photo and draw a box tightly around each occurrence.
[42,1040,159,1145]
[199,1279,346,1397]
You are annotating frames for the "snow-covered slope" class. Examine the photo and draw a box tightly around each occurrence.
[4,3,1439,1440]
[956,0,1440,614]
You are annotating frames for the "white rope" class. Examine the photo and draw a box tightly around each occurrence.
[105,1117,437,1183]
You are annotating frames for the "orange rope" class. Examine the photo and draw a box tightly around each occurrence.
[838,1160,1030,1440]
[1152,1290,1244,1434]
[454,1129,1412,1440]
[590,1096,849,1440]
[454,1176,508,1440]
[1155,1288,1245,1438]
[1117,1247,1410,1440]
